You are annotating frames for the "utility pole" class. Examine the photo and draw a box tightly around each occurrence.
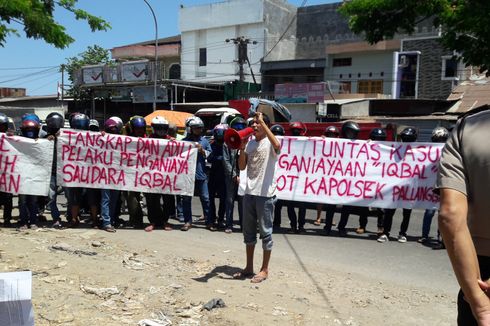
[143,0,158,112]
[60,64,65,104]
[226,36,257,82]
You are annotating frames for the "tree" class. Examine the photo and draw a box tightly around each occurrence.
[64,44,111,99]
[0,0,110,48]
[339,0,490,73]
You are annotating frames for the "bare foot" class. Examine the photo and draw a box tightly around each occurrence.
[251,270,268,283]
[145,224,155,232]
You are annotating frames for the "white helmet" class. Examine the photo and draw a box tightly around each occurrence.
[186,116,204,128]
[89,119,100,131]
[151,116,169,126]
[151,116,169,136]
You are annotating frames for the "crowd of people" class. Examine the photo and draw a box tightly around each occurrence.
[0,111,447,247]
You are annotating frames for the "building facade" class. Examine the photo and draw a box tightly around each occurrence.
[179,0,296,84]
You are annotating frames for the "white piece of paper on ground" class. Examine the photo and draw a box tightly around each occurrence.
[0,271,34,326]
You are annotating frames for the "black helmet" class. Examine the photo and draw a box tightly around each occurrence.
[369,128,387,141]
[46,112,64,134]
[324,126,339,138]
[431,126,449,143]
[342,121,360,139]
[70,113,90,130]
[400,127,417,142]
[0,113,9,133]
[270,124,285,136]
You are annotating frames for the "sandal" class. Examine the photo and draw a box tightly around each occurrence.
[206,224,217,231]
[103,225,116,233]
[233,270,254,279]
[181,223,191,232]
[163,223,172,231]
[145,224,155,232]
[313,220,321,226]
[67,219,80,228]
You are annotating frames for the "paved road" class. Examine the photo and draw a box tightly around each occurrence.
[194,200,458,293]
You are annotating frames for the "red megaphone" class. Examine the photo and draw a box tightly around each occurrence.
[224,127,254,149]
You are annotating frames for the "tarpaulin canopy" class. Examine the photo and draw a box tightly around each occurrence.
[144,110,193,129]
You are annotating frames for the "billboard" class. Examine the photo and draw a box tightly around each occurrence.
[121,61,148,82]
[82,65,104,85]
[275,82,325,103]
[132,86,168,103]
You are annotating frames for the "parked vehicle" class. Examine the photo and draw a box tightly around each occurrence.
[195,107,242,135]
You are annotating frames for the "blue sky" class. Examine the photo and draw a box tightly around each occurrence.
[0,0,337,96]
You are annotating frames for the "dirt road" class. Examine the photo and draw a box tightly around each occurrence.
[0,217,456,325]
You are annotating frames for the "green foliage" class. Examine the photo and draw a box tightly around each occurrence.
[64,45,111,99]
[339,0,490,73]
[0,0,110,48]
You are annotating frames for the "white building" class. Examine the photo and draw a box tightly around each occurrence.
[179,0,296,84]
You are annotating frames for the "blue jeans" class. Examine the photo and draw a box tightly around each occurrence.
[48,175,60,221]
[182,179,210,224]
[101,189,120,227]
[422,209,436,238]
[176,195,184,221]
[19,195,38,226]
[242,194,275,250]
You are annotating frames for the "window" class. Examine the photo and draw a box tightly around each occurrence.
[358,80,383,94]
[333,57,352,67]
[199,48,207,67]
[442,56,458,80]
[169,64,181,79]
[339,82,351,94]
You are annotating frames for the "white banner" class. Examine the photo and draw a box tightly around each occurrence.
[57,130,198,196]
[0,135,53,196]
[240,137,444,209]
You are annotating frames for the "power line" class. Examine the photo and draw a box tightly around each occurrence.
[8,70,59,87]
[0,65,59,71]
[28,76,60,93]
[0,67,58,85]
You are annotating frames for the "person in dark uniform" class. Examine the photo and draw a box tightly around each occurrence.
[355,128,386,236]
[317,126,340,235]
[337,121,361,237]
[377,127,418,243]
[0,113,13,227]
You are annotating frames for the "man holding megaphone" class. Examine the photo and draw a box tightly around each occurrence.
[234,112,281,284]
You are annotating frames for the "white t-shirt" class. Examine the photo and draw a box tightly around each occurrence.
[244,137,279,197]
